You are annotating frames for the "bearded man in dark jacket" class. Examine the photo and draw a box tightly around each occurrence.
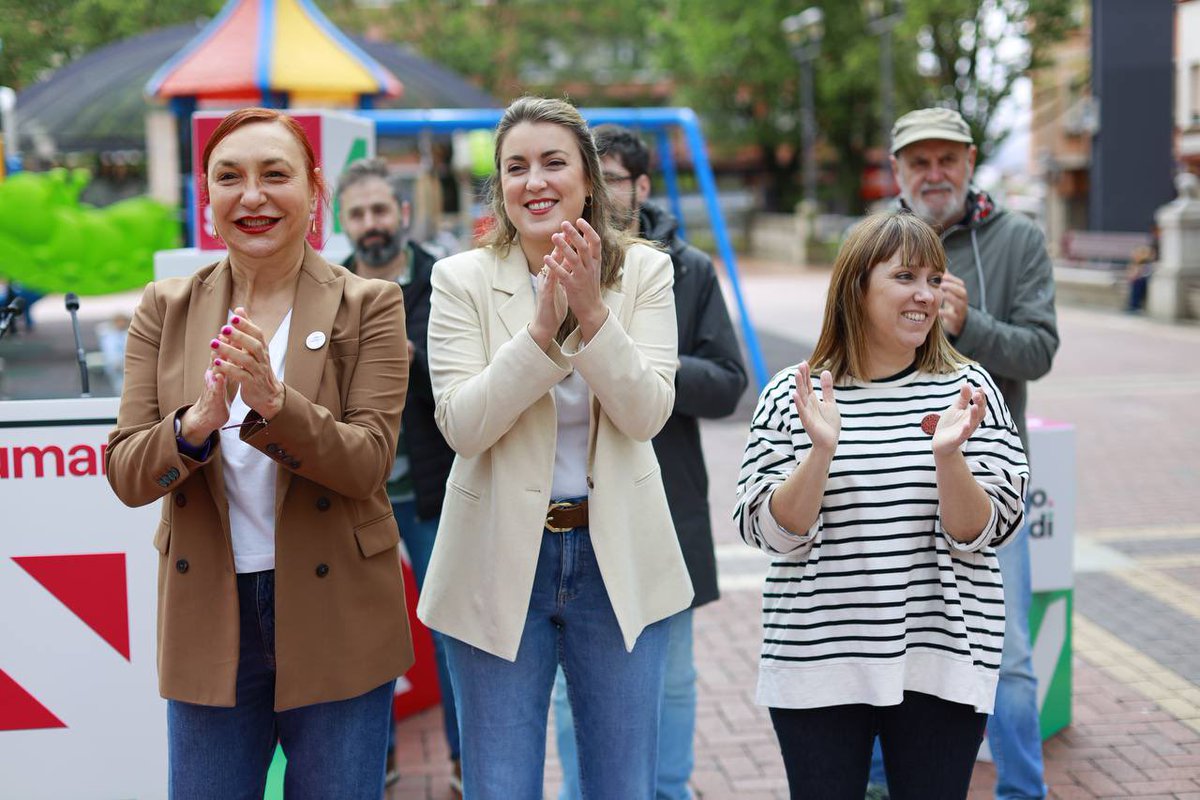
[337,158,461,794]
[551,126,748,800]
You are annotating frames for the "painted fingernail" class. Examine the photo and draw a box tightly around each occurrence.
[921,414,940,436]
[231,316,241,325]
[213,358,222,366]
[221,326,233,335]
[210,339,220,349]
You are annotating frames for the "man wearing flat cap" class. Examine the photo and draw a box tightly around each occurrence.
[866,107,1059,800]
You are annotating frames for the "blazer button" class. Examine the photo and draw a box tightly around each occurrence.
[315,563,330,578]
[174,493,187,508]
[289,459,301,470]
[266,443,279,454]
[587,476,595,489]
[175,559,189,574]
[316,497,331,511]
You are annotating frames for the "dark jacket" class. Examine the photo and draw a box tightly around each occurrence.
[348,241,456,520]
[640,202,748,608]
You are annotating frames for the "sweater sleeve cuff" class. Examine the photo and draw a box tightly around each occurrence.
[756,487,820,554]
[940,503,999,553]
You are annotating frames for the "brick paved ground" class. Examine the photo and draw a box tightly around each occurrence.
[8,262,1199,798]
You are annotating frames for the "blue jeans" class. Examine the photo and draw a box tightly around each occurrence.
[554,608,696,799]
[868,527,1046,799]
[167,571,395,800]
[444,527,671,799]
[392,499,460,760]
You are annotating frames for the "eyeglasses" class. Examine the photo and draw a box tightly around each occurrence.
[603,173,635,185]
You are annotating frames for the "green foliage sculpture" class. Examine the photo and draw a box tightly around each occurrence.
[0,168,178,295]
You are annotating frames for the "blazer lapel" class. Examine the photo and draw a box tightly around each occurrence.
[494,247,536,341]
[184,260,233,527]
[274,245,344,513]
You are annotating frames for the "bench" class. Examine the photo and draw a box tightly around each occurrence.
[1062,230,1152,268]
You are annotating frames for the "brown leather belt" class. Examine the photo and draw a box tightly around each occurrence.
[545,500,589,533]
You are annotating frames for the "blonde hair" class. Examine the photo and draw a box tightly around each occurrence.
[484,96,637,341]
[809,211,969,381]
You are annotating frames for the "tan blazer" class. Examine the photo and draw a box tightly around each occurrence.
[417,242,694,660]
[106,245,414,711]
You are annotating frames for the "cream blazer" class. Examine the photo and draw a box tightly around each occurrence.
[417,242,694,660]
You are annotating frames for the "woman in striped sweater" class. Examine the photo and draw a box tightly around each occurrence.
[734,211,1028,799]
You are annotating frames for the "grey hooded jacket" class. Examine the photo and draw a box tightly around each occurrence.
[937,191,1059,448]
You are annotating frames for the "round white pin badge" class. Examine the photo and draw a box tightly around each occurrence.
[305,331,327,350]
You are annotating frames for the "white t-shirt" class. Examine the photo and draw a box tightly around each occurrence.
[529,275,590,500]
[221,309,292,573]
[550,368,590,500]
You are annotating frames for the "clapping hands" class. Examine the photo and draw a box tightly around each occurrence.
[180,308,285,443]
[793,360,840,453]
[932,383,987,456]
[529,218,609,348]
[209,307,286,420]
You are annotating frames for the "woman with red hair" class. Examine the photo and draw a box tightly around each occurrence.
[107,107,413,798]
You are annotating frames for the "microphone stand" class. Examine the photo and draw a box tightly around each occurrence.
[64,293,90,398]
[0,297,24,342]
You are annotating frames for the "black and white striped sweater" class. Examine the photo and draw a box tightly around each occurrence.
[734,362,1028,714]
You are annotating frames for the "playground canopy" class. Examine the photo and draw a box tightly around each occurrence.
[146,0,401,107]
[15,25,496,155]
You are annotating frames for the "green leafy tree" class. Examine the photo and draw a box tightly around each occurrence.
[656,1,923,212]
[901,0,1078,161]
[655,0,1075,211]
[327,0,662,105]
[0,0,224,89]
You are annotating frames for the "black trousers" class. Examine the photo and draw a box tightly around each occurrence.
[770,691,987,800]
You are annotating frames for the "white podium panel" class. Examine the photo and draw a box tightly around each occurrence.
[1027,418,1076,593]
[0,398,165,799]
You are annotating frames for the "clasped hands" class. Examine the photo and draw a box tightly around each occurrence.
[178,306,285,446]
[791,360,986,457]
[529,219,609,350]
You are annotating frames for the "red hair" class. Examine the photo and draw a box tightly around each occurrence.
[201,107,327,201]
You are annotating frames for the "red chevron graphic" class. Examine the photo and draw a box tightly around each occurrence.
[0,669,66,730]
[13,553,130,661]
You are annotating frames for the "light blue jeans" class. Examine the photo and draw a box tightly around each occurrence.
[167,571,395,800]
[391,500,459,760]
[554,608,696,799]
[444,526,671,799]
[869,527,1047,799]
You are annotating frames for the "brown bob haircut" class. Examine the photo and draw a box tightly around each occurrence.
[808,210,969,381]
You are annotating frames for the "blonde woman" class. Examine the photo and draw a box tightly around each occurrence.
[418,97,692,797]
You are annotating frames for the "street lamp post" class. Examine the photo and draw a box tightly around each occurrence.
[866,0,904,194]
[782,8,824,209]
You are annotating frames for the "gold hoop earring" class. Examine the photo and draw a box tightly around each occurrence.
[310,217,318,235]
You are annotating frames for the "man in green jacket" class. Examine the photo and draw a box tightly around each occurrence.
[867,108,1059,800]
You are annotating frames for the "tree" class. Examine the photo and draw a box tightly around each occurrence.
[327,0,662,105]
[654,0,1076,212]
[0,0,223,90]
[655,1,925,213]
[902,0,1078,161]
